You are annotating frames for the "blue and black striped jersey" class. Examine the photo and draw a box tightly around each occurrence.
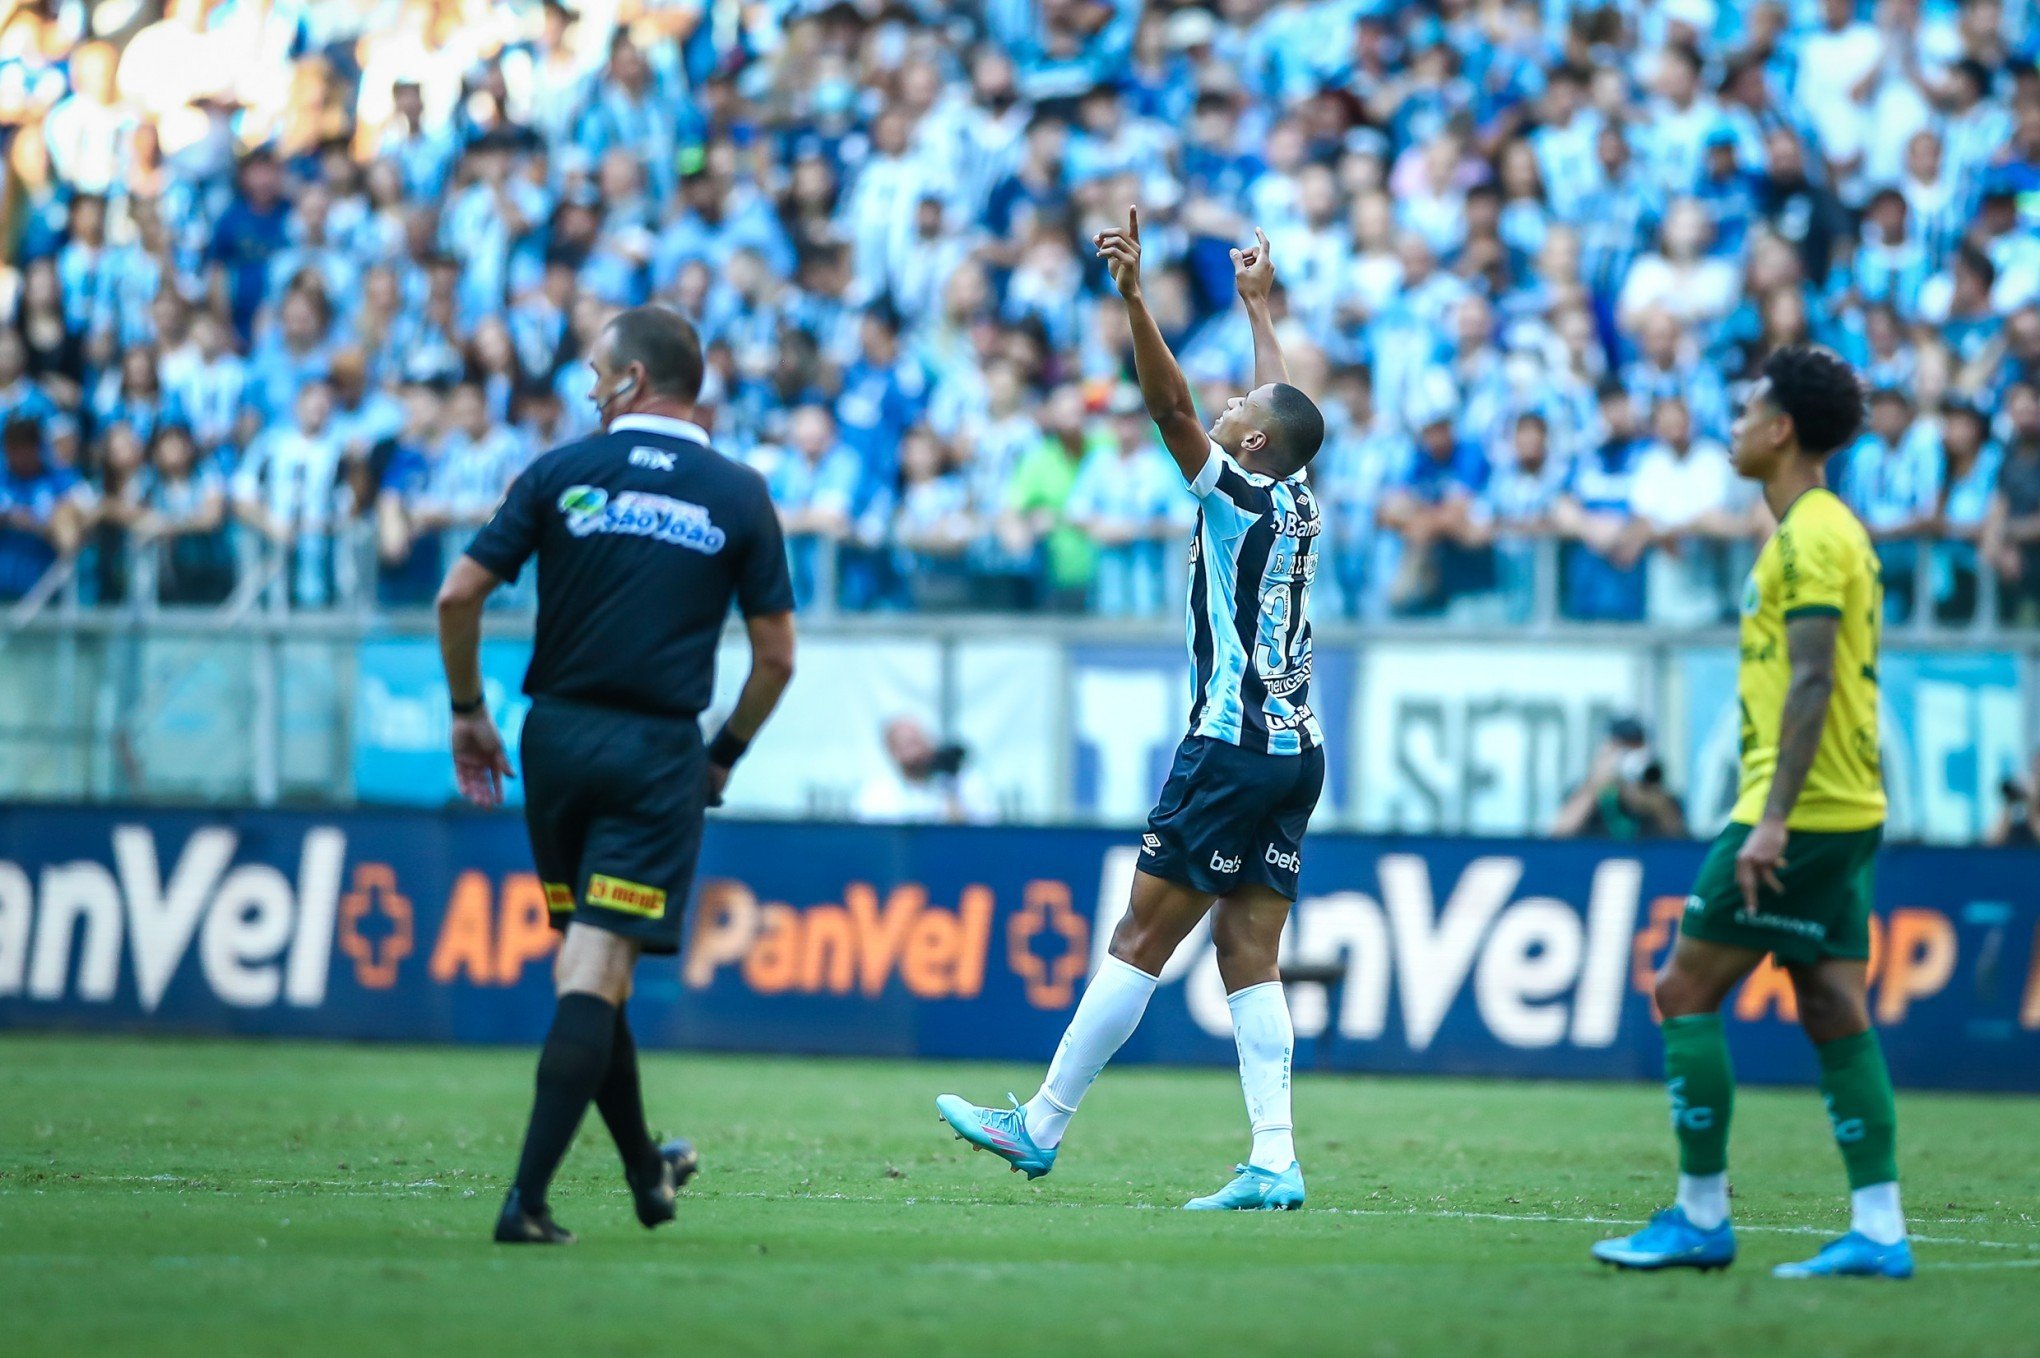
[1183,443,1323,756]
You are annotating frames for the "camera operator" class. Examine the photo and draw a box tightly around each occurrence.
[854,716,992,824]
[1553,716,1688,840]
[1987,748,2040,847]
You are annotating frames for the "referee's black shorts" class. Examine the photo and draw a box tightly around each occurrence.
[518,695,705,956]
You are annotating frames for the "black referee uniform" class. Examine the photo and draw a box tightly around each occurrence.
[465,412,794,954]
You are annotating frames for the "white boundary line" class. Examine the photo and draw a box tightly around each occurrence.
[5,1174,2037,1256]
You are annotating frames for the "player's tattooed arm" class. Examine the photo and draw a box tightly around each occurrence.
[1095,205,1209,480]
[1764,612,1839,822]
[1736,611,1838,909]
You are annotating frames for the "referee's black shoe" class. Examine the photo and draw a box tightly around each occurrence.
[494,1188,576,1244]
[626,1137,699,1228]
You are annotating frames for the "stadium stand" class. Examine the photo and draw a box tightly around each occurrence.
[2,0,2038,628]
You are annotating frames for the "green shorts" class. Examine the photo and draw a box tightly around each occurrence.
[1679,820,1882,966]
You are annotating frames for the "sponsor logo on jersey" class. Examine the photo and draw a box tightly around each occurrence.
[1267,704,1315,733]
[559,485,727,554]
[629,446,677,471]
[1264,662,1312,699]
[1272,509,1320,538]
[1141,834,1161,855]
[1263,844,1300,872]
[1209,851,1242,875]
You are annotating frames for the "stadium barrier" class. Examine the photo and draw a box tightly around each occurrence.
[1,806,2034,1092]
[2,618,2034,842]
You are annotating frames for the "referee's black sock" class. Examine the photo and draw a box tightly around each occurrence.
[511,992,616,1211]
[595,1008,659,1179]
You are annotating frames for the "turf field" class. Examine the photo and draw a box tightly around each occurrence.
[3,1035,2036,1357]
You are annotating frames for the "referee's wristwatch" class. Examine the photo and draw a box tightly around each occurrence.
[450,693,486,716]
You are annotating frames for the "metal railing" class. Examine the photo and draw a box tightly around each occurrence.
[2,522,2034,814]
[9,522,2030,635]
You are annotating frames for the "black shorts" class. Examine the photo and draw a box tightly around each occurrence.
[1140,735,1325,900]
[519,695,705,956]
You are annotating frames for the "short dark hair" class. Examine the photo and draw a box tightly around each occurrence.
[1760,344,1865,457]
[3,415,42,452]
[1956,242,1997,288]
[605,305,704,402]
[1263,383,1325,475]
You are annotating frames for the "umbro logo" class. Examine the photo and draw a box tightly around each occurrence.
[1141,834,1161,855]
[630,447,677,471]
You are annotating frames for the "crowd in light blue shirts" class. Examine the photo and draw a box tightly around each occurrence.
[4,0,2040,625]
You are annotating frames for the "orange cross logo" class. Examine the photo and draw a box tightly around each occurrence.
[339,863,413,990]
[1007,880,1090,1009]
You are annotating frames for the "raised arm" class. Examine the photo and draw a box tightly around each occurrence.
[1094,206,1210,483]
[1231,227,1289,389]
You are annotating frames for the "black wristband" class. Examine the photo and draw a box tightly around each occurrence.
[450,694,486,716]
[708,725,749,769]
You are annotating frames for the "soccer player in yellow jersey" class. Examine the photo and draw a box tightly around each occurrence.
[1594,345,1912,1280]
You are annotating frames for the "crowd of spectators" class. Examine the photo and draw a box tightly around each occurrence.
[4,0,2040,626]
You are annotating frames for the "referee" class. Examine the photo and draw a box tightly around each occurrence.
[435,304,796,1244]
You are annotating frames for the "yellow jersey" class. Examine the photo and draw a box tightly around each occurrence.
[1730,487,1886,832]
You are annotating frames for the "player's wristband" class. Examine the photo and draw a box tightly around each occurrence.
[450,694,486,716]
[708,725,750,769]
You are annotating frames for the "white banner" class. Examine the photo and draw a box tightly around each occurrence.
[1356,643,1647,835]
[710,637,939,817]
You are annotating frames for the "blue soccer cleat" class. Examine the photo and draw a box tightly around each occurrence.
[1184,1162,1307,1211]
[1591,1207,1737,1271]
[1772,1232,1914,1280]
[935,1093,1057,1180]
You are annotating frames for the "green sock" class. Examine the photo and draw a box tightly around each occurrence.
[1816,1030,1900,1190]
[1663,1013,1733,1176]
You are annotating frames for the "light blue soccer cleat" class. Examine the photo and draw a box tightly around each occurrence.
[935,1094,1057,1180]
[1591,1207,1737,1271]
[1183,1162,1307,1211]
[1772,1232,1915,1280]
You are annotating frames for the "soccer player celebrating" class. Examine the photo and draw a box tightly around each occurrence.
[1593,345,1911,1279]
[936,209,1327,1210]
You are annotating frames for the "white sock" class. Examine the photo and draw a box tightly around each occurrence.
[1677,1172,1729,1231]
[1021,955,1157,1149]
[1228,981,1296,1172]
[1851,1181,1906,1245]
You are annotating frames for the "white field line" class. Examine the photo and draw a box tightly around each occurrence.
[6,1252,2039,1274]
[5,1174,2037,1255]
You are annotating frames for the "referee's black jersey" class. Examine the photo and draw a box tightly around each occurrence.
[465,414,794,720]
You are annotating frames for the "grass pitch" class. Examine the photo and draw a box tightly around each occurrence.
[3,1035,2036,1357]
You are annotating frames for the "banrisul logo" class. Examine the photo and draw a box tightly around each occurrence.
[559,485,610,532]
[558,485,726,554]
